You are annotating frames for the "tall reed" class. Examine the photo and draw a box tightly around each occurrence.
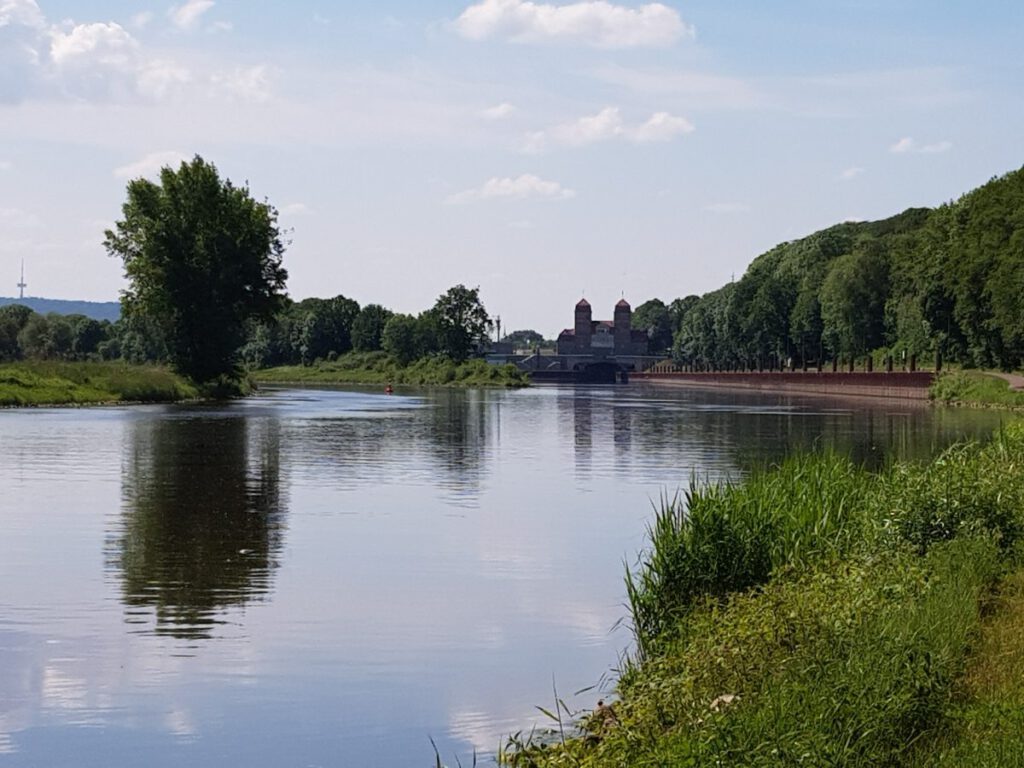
[626,452,876,659]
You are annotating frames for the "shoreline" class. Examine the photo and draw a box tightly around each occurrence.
[632,370,933,401]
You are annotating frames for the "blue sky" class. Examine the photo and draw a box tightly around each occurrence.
[1,0,1022,335]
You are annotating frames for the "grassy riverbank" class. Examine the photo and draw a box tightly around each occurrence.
[0,360,199,406]
[505,424,1024,767]
[253,351,529,388]
[931,370,1024,409]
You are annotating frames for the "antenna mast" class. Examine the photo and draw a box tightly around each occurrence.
[17,260,27,300]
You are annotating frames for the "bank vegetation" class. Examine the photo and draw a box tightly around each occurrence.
[505,423,1024,767]
[254,351,528,388]
[0,360,198,406]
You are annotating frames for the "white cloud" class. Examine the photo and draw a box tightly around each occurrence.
[0,8,196,104]
[526,106,693,151]
[47,22,154,101]
[208,20,233,33]
[590,64,760,109]
[630,111,694,142]
[839,166,864,181]
[210,65,272,102]
[0,0,45,28]
[130,11,154,29]
[889,136,952,154]
[0,160,11,170]
[454,0,692,48]
[446,174,576,203]
[50,22,137,66]
[702,202,750,214]
[169,0,215,30]
[0,207,40,227]
[481,102,516,120]
[281,202,313,216]
[551,105,624,145]
[137,59,191,98]
[113,150,188,179]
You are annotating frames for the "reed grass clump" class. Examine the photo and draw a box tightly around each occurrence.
[626,452,877,659]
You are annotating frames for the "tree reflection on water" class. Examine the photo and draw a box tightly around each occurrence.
[112,412,286,640]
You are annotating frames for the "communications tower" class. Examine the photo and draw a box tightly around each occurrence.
[17,260,27,299]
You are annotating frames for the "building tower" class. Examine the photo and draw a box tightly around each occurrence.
[574,298,592,352]
[614,298,631,353]
[17,260,27,300]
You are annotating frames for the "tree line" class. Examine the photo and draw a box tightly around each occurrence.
[9,157,1022,378]
[625,166,1024,371]
[0,285,494,370]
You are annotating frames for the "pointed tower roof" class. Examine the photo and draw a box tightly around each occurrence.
[615,298,631,309]
[576,297,591,308]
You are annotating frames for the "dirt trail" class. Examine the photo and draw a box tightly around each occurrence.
[990,372,1024,390]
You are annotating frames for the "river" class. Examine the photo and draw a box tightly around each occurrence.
[0,384,1008,766]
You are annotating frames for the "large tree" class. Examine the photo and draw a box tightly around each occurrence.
[633,299,674,355]
[104,156,288,382]
[351,304,394,352]
[432,284,492,362]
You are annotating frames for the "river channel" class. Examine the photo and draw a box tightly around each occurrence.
[0,384,1009,766]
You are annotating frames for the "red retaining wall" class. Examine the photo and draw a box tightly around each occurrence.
[632,371,935,400]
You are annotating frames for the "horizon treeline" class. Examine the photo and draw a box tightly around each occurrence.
[630,165,1024,371]
[5,166,1023,372]
[0,284,494,372]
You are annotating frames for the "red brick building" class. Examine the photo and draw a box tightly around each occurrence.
[556,298,649,356]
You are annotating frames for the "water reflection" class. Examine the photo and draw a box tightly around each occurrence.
[557,386,999,483]
[426,390,492,502]
[113,412,287,639]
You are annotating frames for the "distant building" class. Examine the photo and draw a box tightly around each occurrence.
[555,298,648,356]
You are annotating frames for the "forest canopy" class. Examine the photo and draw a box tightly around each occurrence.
[663,166,1024,371]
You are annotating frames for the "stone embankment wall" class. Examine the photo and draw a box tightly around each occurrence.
[632,371,934,400]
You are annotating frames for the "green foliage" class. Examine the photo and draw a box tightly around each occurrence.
[820,241,889,357]
[432,284,492,362]
[931,371,1024,408]
[381,313,421,366]
[351,303,394,352]
[626,453,876,659]
[0,304,33,360]
[632,299,674,354]
[668,168,1024,371]
[104,155,288,383]
[502,329,549,349]
[292,295,360,364]
[0,360,197,406]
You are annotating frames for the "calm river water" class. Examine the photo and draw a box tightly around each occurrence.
[0,384,1009,766]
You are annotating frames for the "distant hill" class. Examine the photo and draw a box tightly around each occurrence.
[0,297,120,322]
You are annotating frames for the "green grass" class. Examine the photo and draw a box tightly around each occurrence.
[0,360,199,406]
[920,569,1024,766]
[506,423,1024,767]
[931,370,1024,408]
[252,351,530,388]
